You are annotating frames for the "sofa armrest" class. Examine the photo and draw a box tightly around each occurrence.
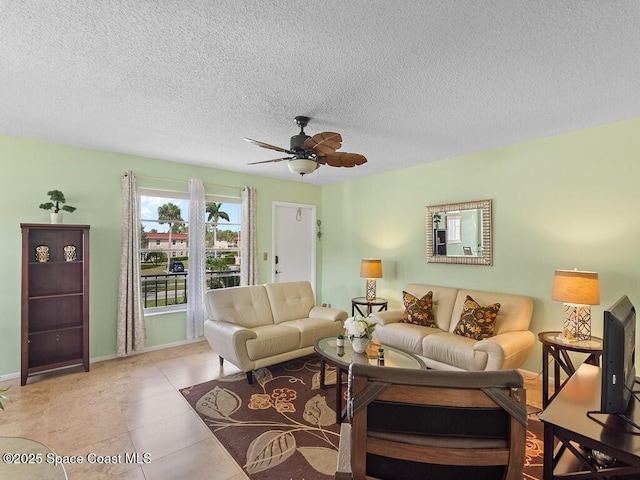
[309,306,348,323]
[203,320,257,371]
[370,309,404,326]
[474,330,536,370]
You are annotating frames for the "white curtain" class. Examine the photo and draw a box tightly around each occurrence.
[241,186,258,286]
[187,178,207,339]
[116,171,146,355]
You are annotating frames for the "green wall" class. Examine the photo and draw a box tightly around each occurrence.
[2,116,639,377]
[321,116,640,372]
[0,135,322,376]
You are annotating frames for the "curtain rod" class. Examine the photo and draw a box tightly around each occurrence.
[124,172,242,191]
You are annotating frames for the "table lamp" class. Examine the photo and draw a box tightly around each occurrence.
[360,259,382,301]
[551,269,600,341]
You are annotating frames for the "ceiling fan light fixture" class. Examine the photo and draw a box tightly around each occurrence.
[288,159,318,176]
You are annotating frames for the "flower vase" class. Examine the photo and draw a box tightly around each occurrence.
[351,336,370,354]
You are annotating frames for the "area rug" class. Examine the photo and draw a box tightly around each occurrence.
[180,355,546,480]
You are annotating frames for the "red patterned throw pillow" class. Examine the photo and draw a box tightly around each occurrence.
[453,295,501,340]
[400,291,436,327]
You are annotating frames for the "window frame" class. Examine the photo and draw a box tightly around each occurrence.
[138,189,241,315]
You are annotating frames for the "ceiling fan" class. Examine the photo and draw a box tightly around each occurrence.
[245,116,367,176]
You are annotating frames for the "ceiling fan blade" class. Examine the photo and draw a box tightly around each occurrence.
[317,152,367,168]
[247,156,293,165]
[304,132,342,155]
[244,137,293,154]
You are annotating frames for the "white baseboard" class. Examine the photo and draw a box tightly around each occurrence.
[0,338,207,383]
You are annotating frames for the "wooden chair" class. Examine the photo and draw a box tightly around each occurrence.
[335,363,527,480]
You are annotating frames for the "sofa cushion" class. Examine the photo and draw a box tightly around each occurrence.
[205,285,274,328]
[452,289,533,335]
[403,284,459,331]
[400,291,436,327]
[373,322,441,356]
[280,318,344,348]
[423,332,489,371]
[265,281,316,324]
[245,324,300,360]
[453,295,501,340]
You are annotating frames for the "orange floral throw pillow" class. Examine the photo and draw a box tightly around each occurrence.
[400,291,436,327]
[453,295,501,340]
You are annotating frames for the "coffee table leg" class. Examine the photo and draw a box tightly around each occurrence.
[336,367,342,423]
[320,358,326,389]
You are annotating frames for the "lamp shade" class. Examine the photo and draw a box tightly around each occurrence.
[360,259,382,279]
[551,269,600,305]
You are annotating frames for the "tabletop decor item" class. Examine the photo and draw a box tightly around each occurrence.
[63,245,77,262]
[35,245,49,262]
[344,315,376,353]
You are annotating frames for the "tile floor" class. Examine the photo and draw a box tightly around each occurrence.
[0,341,544,479]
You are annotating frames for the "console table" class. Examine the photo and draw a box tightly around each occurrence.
[539,363,640,479]
[538,331,603,408]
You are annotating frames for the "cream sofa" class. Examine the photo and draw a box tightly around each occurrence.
[371,283,534,371]
[203,281,347,383]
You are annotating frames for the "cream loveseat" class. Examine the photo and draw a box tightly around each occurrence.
[203,281,347,383]
[371,283,534,371]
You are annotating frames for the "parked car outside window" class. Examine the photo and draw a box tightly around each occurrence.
[169,261,185,273]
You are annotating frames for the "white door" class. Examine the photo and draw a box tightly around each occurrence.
[272,202,316,291]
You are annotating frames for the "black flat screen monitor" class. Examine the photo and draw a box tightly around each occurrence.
[601,295,636,414]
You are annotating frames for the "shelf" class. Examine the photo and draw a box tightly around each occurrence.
[28,355,85,371]
[29,324,83,335]
[28,292,84,300]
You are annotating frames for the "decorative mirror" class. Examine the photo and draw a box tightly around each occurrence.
[426,199,492,265]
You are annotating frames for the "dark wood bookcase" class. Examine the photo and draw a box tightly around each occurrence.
[20,223,90,385]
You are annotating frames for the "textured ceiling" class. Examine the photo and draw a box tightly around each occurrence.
[1,1,639,185]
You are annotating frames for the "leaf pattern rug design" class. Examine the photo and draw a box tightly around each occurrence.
[181,354,545,480]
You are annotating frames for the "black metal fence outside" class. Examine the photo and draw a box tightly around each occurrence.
[141,270,241,309]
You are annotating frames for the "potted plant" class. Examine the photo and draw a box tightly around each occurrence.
[39,190,76,224]
[344,315,376,353]
[0,386,9,410]
[433,213,442,229]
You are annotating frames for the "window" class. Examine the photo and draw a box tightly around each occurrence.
[447,216,462,244]
[139,190,241,311]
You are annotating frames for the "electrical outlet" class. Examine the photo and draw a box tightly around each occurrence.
[263,252,268,261]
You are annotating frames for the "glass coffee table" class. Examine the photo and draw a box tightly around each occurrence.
[314,336,426,423]
[0,437,68,479]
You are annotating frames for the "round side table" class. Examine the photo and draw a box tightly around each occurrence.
[351,297,388,317]
[538,330,603,408]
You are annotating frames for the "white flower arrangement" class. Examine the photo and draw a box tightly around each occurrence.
[344,315,376,339]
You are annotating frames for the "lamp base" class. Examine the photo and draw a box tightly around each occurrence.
[365,279,377,302]
[561,303,591,341]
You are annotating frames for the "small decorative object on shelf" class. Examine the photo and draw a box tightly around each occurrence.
[35,245,49,262]
[63,245,77,262]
